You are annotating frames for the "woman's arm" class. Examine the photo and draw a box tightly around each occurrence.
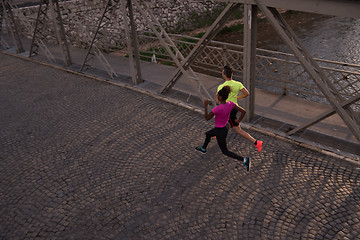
[215,93,220,105]
[204,100,215,121]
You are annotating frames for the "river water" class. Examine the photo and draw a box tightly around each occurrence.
[273,16,360,65]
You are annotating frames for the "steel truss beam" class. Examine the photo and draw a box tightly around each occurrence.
[0,37,10,49]
[28,1,54,61]
[81,0,142,82]
[0,3,3,34]
[243,4,257,122]
[255,0,360,141]
[287,94,360,136]
[215,0,360,19]
[132,0,215,103]
[0,3,10,49]
[160,3,241,96]
[1,0,24,53]
[0,3,2,33]
[80,0,119,79]
[48,0,71,66]
[29,0,71,66]
[121,0,142,85]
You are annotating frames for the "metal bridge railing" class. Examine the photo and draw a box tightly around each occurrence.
[135,32,360,111]
[3,12,360,111]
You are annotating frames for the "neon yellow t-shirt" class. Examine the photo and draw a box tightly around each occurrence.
[217,80,244,105]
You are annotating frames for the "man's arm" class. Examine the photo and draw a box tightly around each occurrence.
[234,105,246,123]
[204,100,215,121]
[237,87,250,100]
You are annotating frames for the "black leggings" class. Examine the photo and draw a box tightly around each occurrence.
[203,127,244,162]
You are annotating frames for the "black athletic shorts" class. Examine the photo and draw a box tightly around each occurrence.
[228,108,239,127]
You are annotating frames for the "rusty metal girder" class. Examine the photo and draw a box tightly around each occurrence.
[29,0,71,66]
[159,3,242,96]
[243,4,258,122]
[133,0,215,104]
[121,0,142,85]
[80,0,119,79]
[1,0,24,53]
[215,0,360,19]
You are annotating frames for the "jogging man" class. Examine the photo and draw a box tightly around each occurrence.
[216,65,263,152]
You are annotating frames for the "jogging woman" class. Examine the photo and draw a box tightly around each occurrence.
[196,86,251,171]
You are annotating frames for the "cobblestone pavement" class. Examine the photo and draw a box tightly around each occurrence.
[1,53,360,239]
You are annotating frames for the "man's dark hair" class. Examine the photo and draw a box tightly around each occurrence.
[223,65,233,79]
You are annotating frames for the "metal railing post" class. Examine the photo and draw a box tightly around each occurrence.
[243,4,258,122]
[222,45,228,66]
[283,54,288,95]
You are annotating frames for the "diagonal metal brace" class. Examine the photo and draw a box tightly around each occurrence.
[121,0,142,85]
[1,0,24,53]
[287,94,360,136]
[28,0,71,66]
[133,0,215,103]
[28,0,62,63]
[80,0,119,79]
[48,0,71,66]
[160,3,242,95]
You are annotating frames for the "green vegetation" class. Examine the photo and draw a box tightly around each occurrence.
[193,32,205,39]
[218,23,244,35]
[173,3,243,34]
[139,51,152,61]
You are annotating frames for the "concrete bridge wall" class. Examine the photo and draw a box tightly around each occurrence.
[15,0,226,33]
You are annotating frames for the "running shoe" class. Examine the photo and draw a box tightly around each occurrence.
[195,146,207,154]
[243,157,251,172]
[255,140,263,153]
